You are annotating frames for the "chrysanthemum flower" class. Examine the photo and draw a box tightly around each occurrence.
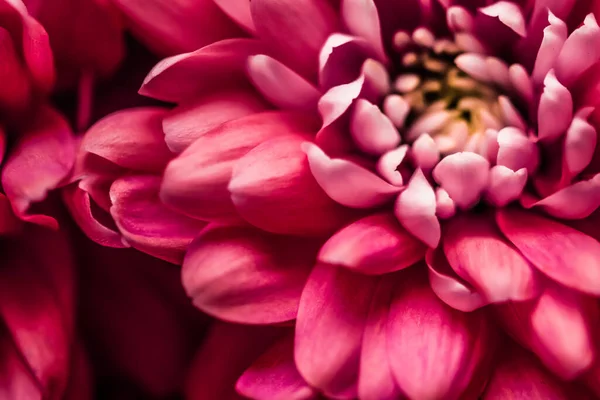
[75,0,600,398]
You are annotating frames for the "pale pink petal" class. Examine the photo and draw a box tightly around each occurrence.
[162,89,268,153]
[564,112,597,177]
[319,33,373,90]
[250,0,339,81]
[479,1,526,37]
[387,268,491,400]
[318,212,426,275]
[303,142,401,208]
[432,152,490,209]
[454,53,491,82]
[412,134,440,170]
[537,70,573,141]
[498,95,526,130]
[435,187,456,219]
[182,225,316,324]
[447,6,473,33]
[377,145,408,186]
[359,277,402,400]
[530,174,600,219]
[213,0,256,33]
[140,39,268,103]
[485,166,527,207]
[248,55,321,111]
[531,11,567,86]
[161,111,318,223]
[295,264,378,398]
[112,0,242,56]
[350,99,401,155]
[1,107,75,228]
[444,213,540,303]
[318,74,365,128]
[554,13,600,87]
[497,208,600,295]
[496,127,539,174]
[110,175,206,264]
[237,335,317,400]
[81,107,172,172]
[229,135,355,236]
[395,169,441,248]
[341,0,386,61]
[426,248,488,312]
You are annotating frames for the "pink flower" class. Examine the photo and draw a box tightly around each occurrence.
[72,0,600,398]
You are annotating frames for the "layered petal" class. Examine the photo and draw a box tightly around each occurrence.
[432,152,490,209]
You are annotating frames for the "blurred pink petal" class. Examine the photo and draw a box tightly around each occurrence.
[341,0,386,61]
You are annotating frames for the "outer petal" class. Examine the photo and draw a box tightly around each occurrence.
[444,213,540,303]
[341,0,386,61]
[318,212,426,275]
[213,0,255,33]
[528,174,600,219]
[161,111,318,223]
[0,328,40,400]
[497,208,600,295]
[1,107,75,228]
[237,335,317,400]
[295,264,378,398]
[112,0,243,56]
[110,175,206,264]
[250,0,339,81]
[387,268,491,400]
[182,225,316,324]
[229,135,355,236]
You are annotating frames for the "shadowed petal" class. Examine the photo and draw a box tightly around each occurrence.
[537,70,573,141]
[528,174,600,219]
[433,152,490,209]
[350,99,401,155]
[485,166,527,207]
[531,11,567,85]
[341,0,386,61]
[479,1,526,37]
[496,127,538,174]
[213,0,255,33]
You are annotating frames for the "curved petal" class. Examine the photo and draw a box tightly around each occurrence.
[295,263,378,398]
[497,208,600,296]
[537,70,573,141]
[496,127,539,174]
[531,11,567,86]
[0,327,40,399]
[563,113,597,178]
[182,225,316,324]
[528,174,600,219]
[432,152,490,209]
[350,99,401,155]
[319,33,373,90]
[81,107,172,172]
[110,175,206,264]
[229,135,355,236]
[318,212,426,275]
[479,1,526,37]
[341,0,386,61]
[318,74,365,128]
[213,0,256,34]
[485,166,527,207]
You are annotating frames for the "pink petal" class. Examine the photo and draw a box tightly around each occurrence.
[530,174,600,219]
[318,74,365,128]
[229,135,355,236]
[140,38,268,103]
[485,166,528,207]
[161,111,318,223]
[318,33,373,90]
[1,107,75,228]
[213,0,256,33]
[426,248,489,312]
[247,55,321,111]
[377,145,408,186]
[387,268,491,400]
[358,278,402,400]
[0,328,40,399]
[110,175,206,264]
[237,335,317,400]
[182,225,316,324]
[318,212,426,275]
[112,0,242,56]
[554,13,600,87]
[0,27,31,111]
[479,1,526,37]
[81,107,172,172]
[537,70,573,141]
[303,142,400,208]
[295,264,378,398]
[444,213,540,303]
[341,0,386,61]
[497,208,600,295]
[564,111,597,177]
[162,89,268,153]
[350,99,401,155]
[432,152,490,209]
[412,134,440,170]
[435,187,456,219]
[496,127,539,174]
[395,169,441,248]
[250,0,339,81]
[531,11,567,86]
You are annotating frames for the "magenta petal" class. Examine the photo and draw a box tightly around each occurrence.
[0,328,40,399]
[237,335,317,400]
[319,212,426,275]
[162,89,268,153]
[537,70,573,141]
[250,0,339,81]
[387,268,490,400]
[377,145,408,186]
[182,225,315,324]
[319,33,373,90]
[1,107,75,228]
[295,264,378,398]
[303,142,400,208]
[358,278,402,400]
[81,107,172,172]
[140,39,268,103]
[433,152,490,209]
[213,0,256,33]
[485,166,527,207]
[444,213,540,303]
[350,99,400,155]
[341,0,386,61]
[110,175,206,264]
[496,127,539,174]
[229,135,354,236]
[247,55,321,111]
[426,248,489,312]
[497,208,600,295]
[395,169,440,248]
[531,174,600,219]
[479,1,526,37]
